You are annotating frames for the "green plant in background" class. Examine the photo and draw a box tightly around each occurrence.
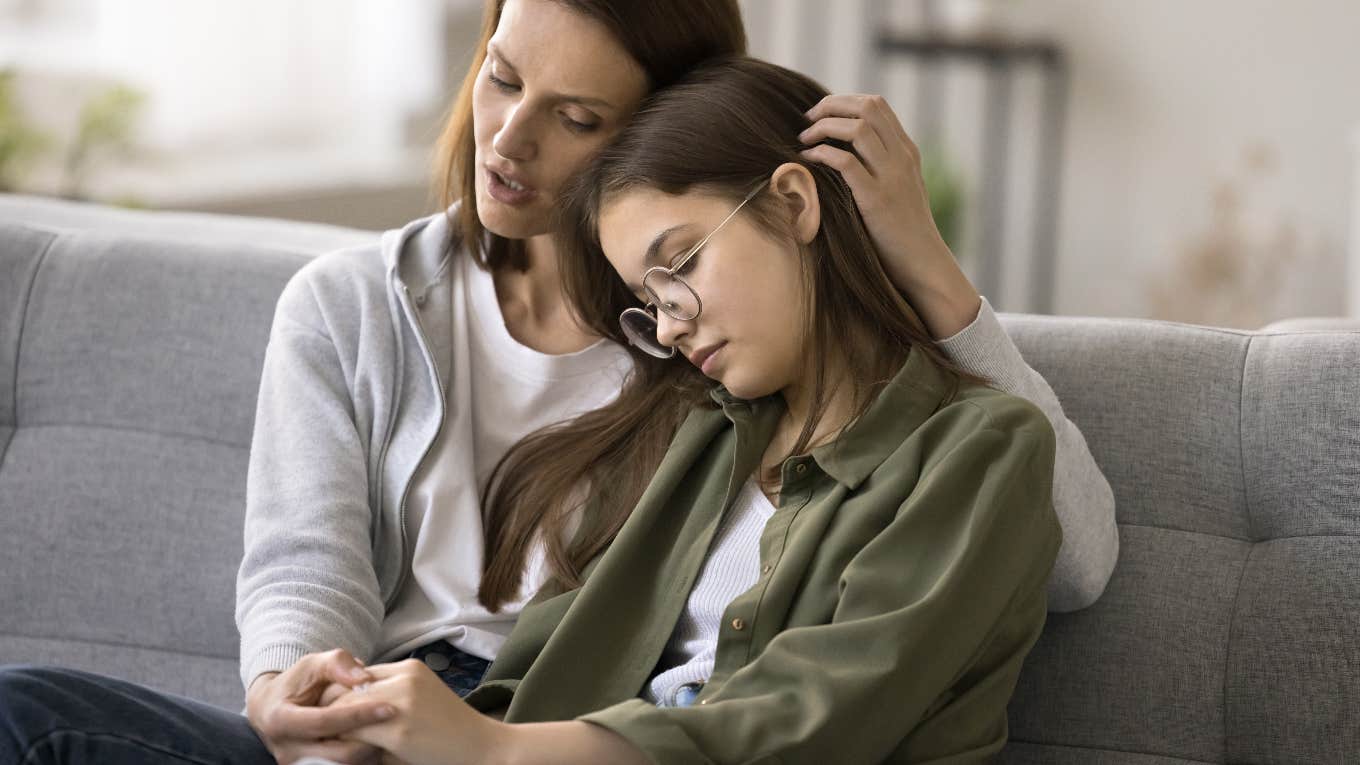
[61,83,146,200]
[921,145,964,253]
[0,69,54,193]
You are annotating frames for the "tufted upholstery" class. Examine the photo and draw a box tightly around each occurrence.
[998,318,1360,763]
[0,195,375,711]
[1,195,1357,761]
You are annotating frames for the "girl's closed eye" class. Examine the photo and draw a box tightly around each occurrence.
[671,246,702,275]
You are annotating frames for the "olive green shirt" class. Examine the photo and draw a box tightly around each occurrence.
[466,348,1062,764]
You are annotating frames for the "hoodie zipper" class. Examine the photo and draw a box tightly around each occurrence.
[383,282,448,610]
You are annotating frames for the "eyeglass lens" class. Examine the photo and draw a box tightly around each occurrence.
[620,308,672,357]
[642,272,700,322]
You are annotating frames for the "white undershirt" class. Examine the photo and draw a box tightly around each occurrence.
[375,251,632,662]
[644,476,778,706]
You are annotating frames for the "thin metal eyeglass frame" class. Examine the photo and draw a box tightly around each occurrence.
[618,180,769,358]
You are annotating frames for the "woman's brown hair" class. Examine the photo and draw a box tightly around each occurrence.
[432,0,747,271]
[477,56,987,610]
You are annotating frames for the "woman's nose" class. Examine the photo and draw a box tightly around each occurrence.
[493,104,537,162]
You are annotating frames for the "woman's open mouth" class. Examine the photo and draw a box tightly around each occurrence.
[486,167,538,206]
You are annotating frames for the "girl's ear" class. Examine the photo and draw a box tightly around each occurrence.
[769,161,821,246]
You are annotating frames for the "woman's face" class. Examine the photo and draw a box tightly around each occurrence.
[473,0,649,240]
[598,187,814,401]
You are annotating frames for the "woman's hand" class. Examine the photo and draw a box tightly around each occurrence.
[331,659,507,765]
[244,648,392,765]
[800,93,982,339]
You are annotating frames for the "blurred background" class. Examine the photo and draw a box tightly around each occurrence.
[2,0,1358,326]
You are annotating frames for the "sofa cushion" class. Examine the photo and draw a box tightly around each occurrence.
[0,216,372,711]
[1000,316,1360,764]
[0,201,1355,762]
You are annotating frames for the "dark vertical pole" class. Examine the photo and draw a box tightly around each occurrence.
[1030,49,1068,315]
[915,0,944,148]
[797,0,827,86]
[860,0,887,93]
[978,55,1013,307]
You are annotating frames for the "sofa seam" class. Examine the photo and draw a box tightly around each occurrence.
[1224,336,1253,764]
[1237,337,1255,542]
[1118,522,1356,543]
[3,229,58,473]
[1116,522,1249,543]
[1221,544,1254,764]
[1005,738,1218,764]
[14,420,250,451]
[3,630,236,661]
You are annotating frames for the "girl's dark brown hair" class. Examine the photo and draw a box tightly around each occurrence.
[477,55,987,610]
[433,0,747,271]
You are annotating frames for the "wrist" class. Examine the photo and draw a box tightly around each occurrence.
[889,241,981,340]
[247,671,279,698]
[475,717,519,765]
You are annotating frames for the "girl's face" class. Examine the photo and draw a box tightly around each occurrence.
[472,0,649,241]
[597,170,822,400]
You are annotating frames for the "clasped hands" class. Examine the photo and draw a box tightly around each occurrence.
[245,649,502,765]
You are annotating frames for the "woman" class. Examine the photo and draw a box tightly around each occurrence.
[318,55,1065,765]
[0,1,1114,763]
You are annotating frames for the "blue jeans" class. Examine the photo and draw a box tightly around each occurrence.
[0,641,490,764]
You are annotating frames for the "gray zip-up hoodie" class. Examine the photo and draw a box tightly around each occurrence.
[235,207,1119,693]
[235,211,458,692]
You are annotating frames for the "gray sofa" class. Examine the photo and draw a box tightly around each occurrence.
[2,193,1357,763]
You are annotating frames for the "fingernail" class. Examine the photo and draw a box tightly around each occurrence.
[349,668,370,682]
[376,705,394,720]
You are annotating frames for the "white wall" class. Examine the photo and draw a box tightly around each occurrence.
[3,0,443,154]
[742,0,1360,323]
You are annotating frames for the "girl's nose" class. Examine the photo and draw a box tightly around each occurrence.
[654,309,692,351]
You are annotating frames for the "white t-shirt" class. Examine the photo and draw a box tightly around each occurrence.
[375,251,632,662]
[644,476,777,705]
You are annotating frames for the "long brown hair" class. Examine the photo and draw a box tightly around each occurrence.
[478,56,987,610]
[432,0,746,272]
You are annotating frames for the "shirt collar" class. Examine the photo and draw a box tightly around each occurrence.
[708,345,958,491]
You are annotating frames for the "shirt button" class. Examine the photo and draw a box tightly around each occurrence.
[699,699,709,705]
[761,564,772,575]
[795,463,807,474]
[731,618,746,631]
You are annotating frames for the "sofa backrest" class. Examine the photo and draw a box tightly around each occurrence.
[1000,315,1360,764]
[0,199,376,711]
[0,199,1356,761]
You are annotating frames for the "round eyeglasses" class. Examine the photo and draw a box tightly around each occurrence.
[618,182,767,358]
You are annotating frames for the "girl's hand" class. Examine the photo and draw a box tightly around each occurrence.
[330,659,506,765]
[244,649,389,765]
[800,94,981,339]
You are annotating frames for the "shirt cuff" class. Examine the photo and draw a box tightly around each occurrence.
[464,679,519,713]
[240,643,311,694]
[935,295,984,344]
[934,296,1034,396]
[578,699,722,765]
